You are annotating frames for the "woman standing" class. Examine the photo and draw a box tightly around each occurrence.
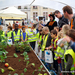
[45,14,57,31]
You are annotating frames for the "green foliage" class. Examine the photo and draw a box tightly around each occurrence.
[24,68,27,72]
[22,52,29,62]
[1,68,5,73]
[14,73,18,75]
[44,73,47,75]
[19,59,21,62]
[26,61,29,67]
[8,74,11,75]
[38,73,43,75]
[32,65,46,75]
[32,63,35,67]
[21,73,24,75]
[14,53,18,58]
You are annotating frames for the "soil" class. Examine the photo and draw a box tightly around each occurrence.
[0,45,49,75]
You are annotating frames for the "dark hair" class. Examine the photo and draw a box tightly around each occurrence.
[8,26,12,30]
[33,24,37,28]
[54,10,60,15]
[49,14,55,20]
[51,29,57,36]
[68,29,75,41]
[22,27,25,30]
[63,5,73,14]
[15,24,18,27]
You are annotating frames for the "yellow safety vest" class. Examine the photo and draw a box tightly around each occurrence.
[27,29,37,42]
[7,31,12,38]
[41,34,49,51]
[21,32,27,41]
[13,29,21,42]
[64,49,75,75]
[1,31,6,42]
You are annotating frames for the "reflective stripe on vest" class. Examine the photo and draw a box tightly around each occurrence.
[41,34,49,51]
[64,49,75,74]
[27,29,37,42]
[13,29,21,41]
[21,32,27,41]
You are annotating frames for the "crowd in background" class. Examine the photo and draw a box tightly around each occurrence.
[0,5,75,75]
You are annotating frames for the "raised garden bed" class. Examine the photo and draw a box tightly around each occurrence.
[0,45,49,75]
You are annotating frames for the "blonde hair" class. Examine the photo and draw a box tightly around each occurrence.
[42,26,49,32]
[58,31,64,39]
[62,24,70,35]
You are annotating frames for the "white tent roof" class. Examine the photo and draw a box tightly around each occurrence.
[0,6,27,19]
[0,0,75,12]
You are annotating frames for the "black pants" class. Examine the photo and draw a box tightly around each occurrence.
[52,51,58,72]
[30,41,35,50]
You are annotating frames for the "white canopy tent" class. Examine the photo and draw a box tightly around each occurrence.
[0,0,75,13]
[0,6,27,19]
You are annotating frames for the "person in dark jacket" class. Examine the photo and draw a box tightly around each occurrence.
[54,10,69,29]
[45,14,57,31]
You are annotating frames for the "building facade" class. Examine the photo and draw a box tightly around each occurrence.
[16,5,55,22]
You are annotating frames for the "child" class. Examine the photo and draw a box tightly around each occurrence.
[6,26,12,39]
[45,29,58,73]
[21,27,28,42]
[57,25,71,75]
[62,29,75,75]
[54,26,59,33]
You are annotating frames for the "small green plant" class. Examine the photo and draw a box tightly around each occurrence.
[14,53,18,58]
[26,61,29,67]
[19,59,21,62]
[32,65,46,75]
[14,73,18,75]
[24,68,27,72]
[0,68,5,73]
[21,73,24,75]
[44,73,47,75]
[21,52,29,62]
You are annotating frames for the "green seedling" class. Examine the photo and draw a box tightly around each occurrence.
[14,53,18,58]
[21,52,29,62]
[24,68,27,72]
[26,61,29,67]
[19,59,21,62]
[44,73,47,75]
[14,73,18,75]
[21,73,24,75]
[32,65,44,75]
[38,73,43,75]
[1,68,5,73]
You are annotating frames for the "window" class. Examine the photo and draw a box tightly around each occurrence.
[24,6,27,9]
[18,6,21,9]
[43,7,48,9]
[33,12,38,20]
[33,6,37,9]
[43,12,48,20]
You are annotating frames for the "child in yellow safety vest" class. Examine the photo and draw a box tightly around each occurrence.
[45,29,58,73]
[6,26,12,39]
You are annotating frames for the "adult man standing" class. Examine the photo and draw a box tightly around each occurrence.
[12,24,21,43]
[63,5,75,29]
[27,24,37,50]
[54,10,68,29]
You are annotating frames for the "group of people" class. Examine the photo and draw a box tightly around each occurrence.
[0,5,75,75]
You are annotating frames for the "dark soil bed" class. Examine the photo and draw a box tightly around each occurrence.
[0,45,49,75]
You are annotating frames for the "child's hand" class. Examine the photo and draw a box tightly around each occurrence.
[60,43,64,47]
[57,57,60,59]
